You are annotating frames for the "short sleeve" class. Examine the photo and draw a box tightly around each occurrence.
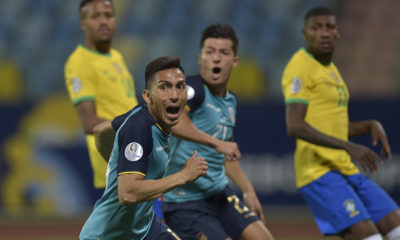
[282,65,311,105]
[186,76,205,111]
[117,113,153,176]
[64,57,96,105]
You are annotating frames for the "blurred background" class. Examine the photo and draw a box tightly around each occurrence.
[0,0,399,238]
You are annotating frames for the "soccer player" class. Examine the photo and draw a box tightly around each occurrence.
[161,23,274,240]
[64,0,138,192]
[282,6,400,240]
[80,56,208,240]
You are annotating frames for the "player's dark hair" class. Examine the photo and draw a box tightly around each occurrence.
[79,0,113,14]
[304,6,335,22]
[145,57,184,89]
[200,23,239,55]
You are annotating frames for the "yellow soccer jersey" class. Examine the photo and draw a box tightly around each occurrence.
[65,44,138,188]
[282,48,359,188]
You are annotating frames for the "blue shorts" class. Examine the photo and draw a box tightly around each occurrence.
[145,216,180,240]
[299,171,399,235]
[162,186,259,240]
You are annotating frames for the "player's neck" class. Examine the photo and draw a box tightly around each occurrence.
[307,47,333,65]
[84,39,111,54]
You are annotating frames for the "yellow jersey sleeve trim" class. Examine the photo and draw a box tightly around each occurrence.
[118,171,146,177]
[285,98,309,105]
[72,96,95,105]
[155,123,168,135]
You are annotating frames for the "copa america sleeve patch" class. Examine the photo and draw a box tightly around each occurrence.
[72,77,82,93]
[187,85,195,100]
[124,142,143,161]
[290,77,302,94]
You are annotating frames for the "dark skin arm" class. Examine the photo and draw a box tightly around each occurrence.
[93,120,115,161]
[285,103,391,173]
[75,100,106,134]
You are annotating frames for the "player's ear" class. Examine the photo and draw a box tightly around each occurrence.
[232,56,239,68]
[142,89,152,104]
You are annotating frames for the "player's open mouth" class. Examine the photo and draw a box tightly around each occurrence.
[212,67,221,74]
[212,67,221,80]
[166,106,180,115]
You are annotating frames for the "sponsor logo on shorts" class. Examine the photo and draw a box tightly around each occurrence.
[343,199,360,218]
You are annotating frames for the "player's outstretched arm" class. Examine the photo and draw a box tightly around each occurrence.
[118,150,208,205]
[224,160,265,223]
[171,108,241,159]
[286,103,382,173]
[93,120,115,162]
[349,120,392,158]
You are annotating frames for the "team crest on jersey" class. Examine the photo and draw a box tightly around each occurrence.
[343,199,360,218]
[187,85,195,100]
[113,62,123,74]
[290,77,302,94]
[72,77,82,93]
[228,106,235,124]
[124,142,143,162]
[331,71,340,84]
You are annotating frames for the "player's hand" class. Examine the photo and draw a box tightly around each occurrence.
[369,120,392,159]
[243,191,265,223]
[346,142,383,173]
[215,140,241,161]
[182,150,208,182]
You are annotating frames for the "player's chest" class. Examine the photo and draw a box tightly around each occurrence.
[311,70,349,107]
[94,60,131,86]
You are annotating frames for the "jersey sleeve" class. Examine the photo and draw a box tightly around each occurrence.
[282,64,312,105]
[186,77,205,111]
[64,57,96,105]
[112,109,133,131]
[116,114,153,176]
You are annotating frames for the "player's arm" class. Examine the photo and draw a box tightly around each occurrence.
[118,150,208,205]
[348,120,391,158]
[286,103,382,173]
[93,120,115,161]
[171,108,241,160]
[224,159,265,222]
[75,100,106,134]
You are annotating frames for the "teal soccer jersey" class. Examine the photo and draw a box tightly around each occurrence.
[163,75,237,203]
[80,105,170,240]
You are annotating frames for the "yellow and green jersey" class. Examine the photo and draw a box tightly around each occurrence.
[65,44,138,188]
[282,47,359,188]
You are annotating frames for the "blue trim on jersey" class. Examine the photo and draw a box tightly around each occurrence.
[164,74,237,203]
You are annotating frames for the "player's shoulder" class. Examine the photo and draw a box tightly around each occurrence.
[65,45,92,67]
[186,74,203,87]
[283,48,314,83]
[120,106,155,134]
